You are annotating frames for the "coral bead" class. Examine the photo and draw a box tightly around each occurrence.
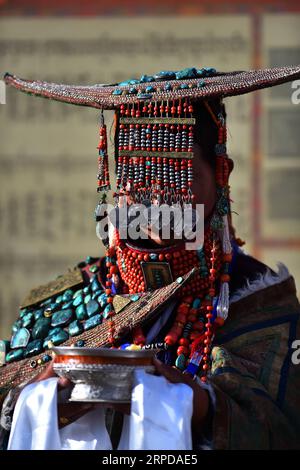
[110,265,118,274]
[179,338,189,347]
[177,346,189,356]
[165,334,176,346]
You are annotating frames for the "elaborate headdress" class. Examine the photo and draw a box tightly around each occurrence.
[1,65,299,389]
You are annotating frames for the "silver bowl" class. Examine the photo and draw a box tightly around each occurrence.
[52,346,156,403]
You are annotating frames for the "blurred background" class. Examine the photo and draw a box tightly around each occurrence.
[0,0,299,338]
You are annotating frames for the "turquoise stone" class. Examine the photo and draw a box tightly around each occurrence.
[98,293,108,308]
[22,312,34,328]
[75,304,87,321]
[32,317,51,340]
[137,93,152,100]
[150,253,158,261]
[175,353,186,371]
[86,299,100,318]
[51,309,74,327]
[24,339,43,358]
[176,276,183,284]
[75,339,85,347]
[48,327,64,338]
[55,295,63,304]
[68,320,84,337]
[103,304,113,319]
[50,329,69,346]
[175,67,197,80]
[130,294,140,302]
[129,87,137,94]
[204,67,216,74]
[73,294,83,307]
[0,340,10,365]
[145,86,155,93]
[85,255,93,264]
[62,301,73,310]
[140,74,154,83]
[11,319,22,334]
[84,314,102,331]
[19,308,28,319]
[197,80,206,88]
[196,68,205,77]
[91,277,101,292]
[165,83,172,91]
[42,354,51,363]
[83,286,90,294]
[180,83,189,89]
[63,289,74,302]
[6,348,24,363]
[92,290,102,300]
[112,88,122,95]
[154,71,176,81]
[34,309,44,321]
[73,289,83,299]
[89,265,99,274]
[43,337,54,349]
[50,302,59,311]
[10,328,30,349]
[84,294,92,305]
[192,298,201,309]
[40,298,52,306]
[118,79,139,86]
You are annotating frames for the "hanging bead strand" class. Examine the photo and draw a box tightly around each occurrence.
[200,239,218,382]
[97,110,110,193]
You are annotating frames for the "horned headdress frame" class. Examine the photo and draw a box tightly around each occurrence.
[4,65,300,110]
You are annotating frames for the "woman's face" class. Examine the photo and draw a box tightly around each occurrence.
[192,142,217,221]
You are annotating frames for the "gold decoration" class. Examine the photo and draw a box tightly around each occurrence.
[119,117,196,125]
[20,267,84,309]
[141,262,173,290]
[112,295,132,314]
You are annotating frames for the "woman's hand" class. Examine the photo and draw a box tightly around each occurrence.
[28,361,96,428]
[29,361,130,428]
[153,358,209,439]
[28,360,70,390]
